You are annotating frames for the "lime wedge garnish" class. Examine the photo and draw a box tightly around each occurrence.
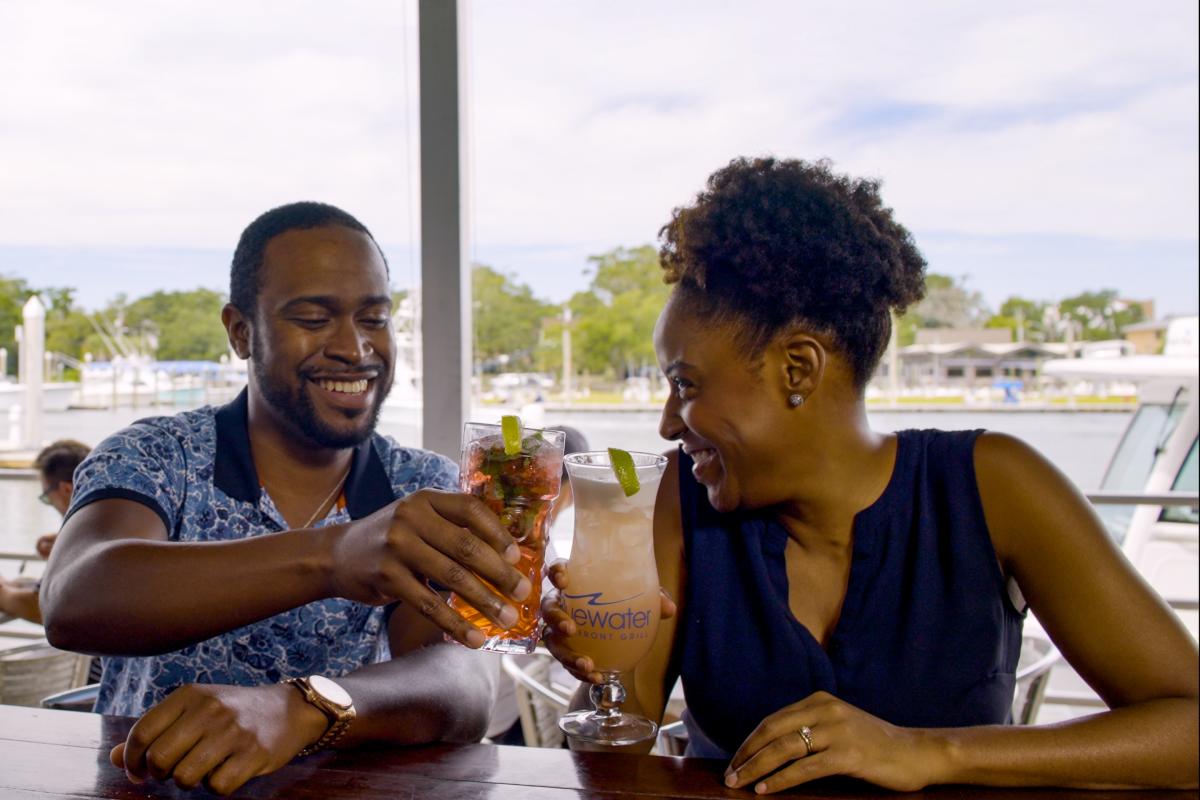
[501,415,522,456]
[608,447,640,497]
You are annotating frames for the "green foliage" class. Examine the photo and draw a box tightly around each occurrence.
[44,307,96,363]
[904,272,989,330]
[122,289,231,361]
[897,272,989,345]
[985,296,1048,342]
[473,265,557,371]
[1057,290,1145,341]
[0,275,33,375]
[0,260,1160,387]
[569,246,670,378]
[1,278,232,372]
[0,276,81,375]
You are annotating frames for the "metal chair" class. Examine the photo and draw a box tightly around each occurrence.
[500,653,573,748]
[1013,632,1060,725]
[0,641,91,707]
[40,682,101,712]
[655,719,688,756]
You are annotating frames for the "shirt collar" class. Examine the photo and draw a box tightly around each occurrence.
[213,388,395,518]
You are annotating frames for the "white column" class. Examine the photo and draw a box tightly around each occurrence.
[418,0,471,459]
[21,295,45,449]
[15,326,23,385]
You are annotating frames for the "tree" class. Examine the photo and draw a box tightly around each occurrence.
[121,289,231,361]
[0,276,34,375]
[472,265,556,372]
[897,273,991,345]
[569,246,670,378]
[0,276,84,375]
[913,273,989,328]
[986,296,1048,342]
[1056,290,1145,341]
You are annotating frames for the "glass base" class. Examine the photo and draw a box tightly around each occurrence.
[558,709,658,746]
[476,633,537,654]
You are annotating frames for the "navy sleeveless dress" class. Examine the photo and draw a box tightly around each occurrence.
[677,429,1024,758]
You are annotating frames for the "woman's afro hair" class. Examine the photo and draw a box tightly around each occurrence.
[659,157,926,387]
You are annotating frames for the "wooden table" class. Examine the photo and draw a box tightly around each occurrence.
[0,705,1195,799]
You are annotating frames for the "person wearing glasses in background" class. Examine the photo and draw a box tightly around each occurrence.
[0,439,90,624]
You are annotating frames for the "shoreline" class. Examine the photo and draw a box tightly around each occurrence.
[529,402,1138,414]
[0,402,1136,468]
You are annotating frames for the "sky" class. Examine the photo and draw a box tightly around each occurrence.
[0,1,1196,317]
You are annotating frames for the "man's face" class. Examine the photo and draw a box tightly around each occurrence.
[242,225,395,449]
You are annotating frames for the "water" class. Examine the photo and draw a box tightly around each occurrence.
[523,408,1130,492]
[0,404,1132,557]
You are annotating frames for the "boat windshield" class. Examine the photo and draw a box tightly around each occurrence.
[1160,439,1198,525]
[1096,396,1189,541]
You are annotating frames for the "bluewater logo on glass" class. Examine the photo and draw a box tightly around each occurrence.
[563,590,653,634]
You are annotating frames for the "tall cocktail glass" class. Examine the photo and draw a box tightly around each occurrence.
[557,450,668,746]
[448,422,565,654]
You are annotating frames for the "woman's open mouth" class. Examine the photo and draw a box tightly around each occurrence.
[689,447,718,481]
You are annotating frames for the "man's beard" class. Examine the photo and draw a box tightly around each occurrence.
[252,345,391,449]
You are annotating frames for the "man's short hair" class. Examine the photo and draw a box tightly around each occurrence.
[229,201,387,318]
[33,439,91,486]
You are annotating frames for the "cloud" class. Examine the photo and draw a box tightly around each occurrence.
[0,0,1195,313]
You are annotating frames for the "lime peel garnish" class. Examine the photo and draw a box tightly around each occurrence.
[608,447,640,497]
[501,415,522,456]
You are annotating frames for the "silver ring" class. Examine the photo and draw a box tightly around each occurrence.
[798,725,814,757]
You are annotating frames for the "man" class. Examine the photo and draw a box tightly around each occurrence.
[40,202,528,795]
[0,439,90,624]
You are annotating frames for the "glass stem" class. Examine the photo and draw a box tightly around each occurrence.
[589,671,625,722]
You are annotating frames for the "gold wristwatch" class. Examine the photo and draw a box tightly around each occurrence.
[284,675,356,756]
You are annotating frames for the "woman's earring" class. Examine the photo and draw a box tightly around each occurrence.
[788,393,805,408]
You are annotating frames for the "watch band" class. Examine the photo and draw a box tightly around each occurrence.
[284,676,356,756]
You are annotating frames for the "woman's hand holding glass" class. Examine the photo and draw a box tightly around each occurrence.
[540,560,677,685]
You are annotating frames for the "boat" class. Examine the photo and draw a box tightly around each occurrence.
[73,357,246,409]
[0,382,78,414]
[1034,316,1199,722]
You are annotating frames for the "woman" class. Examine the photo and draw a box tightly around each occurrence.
[542,157,1198,792]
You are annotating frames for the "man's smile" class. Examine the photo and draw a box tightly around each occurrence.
[314,378,370,395]
[305,372,383,413]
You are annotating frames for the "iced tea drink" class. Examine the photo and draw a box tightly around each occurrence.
[448,421,565,654]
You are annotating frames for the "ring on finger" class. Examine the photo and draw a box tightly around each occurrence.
[798,725,815,757]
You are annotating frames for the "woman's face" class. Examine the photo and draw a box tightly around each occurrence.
[653,293,791,513]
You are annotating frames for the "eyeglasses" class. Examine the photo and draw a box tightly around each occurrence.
[38,483,59,505]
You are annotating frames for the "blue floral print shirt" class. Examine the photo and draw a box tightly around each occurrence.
[65,389,458,717]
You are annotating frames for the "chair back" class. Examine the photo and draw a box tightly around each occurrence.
[0,641,91,707]
[1012,633,1060,725]
[501,653,572,748]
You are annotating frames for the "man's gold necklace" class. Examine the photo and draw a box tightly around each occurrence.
[291,467,352,529]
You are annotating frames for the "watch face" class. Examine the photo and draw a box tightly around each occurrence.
[308,675,352,708]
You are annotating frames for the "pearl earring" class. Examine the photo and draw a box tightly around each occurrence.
[788,393,804,408]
